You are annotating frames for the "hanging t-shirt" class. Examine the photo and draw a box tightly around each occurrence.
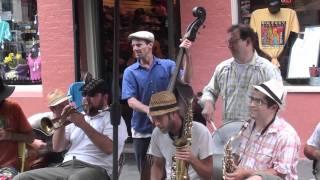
[250,8,299,66]
[0,20,12,43]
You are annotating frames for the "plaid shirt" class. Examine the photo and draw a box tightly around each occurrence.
[237,117,300,180]
[200,52,282,122]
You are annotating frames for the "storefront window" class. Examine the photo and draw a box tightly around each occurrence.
[0,0,41,85]
[238,0,320,87]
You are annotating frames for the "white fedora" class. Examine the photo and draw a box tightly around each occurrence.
[253,79,285,107]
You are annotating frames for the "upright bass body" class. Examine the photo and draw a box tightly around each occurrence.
[166,6,206,180]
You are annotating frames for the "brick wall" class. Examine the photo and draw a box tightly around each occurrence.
[10,0,75,116]
[180,0,232,125]
[180,1,232,93]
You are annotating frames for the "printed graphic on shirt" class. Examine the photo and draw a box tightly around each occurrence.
[261,21,286,47]
[0,115,6,128]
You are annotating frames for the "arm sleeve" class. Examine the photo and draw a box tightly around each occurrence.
[249,11,258,32]
[307,123,320,148]
[148,129,163,158]
[198,126,214,159]
[121,69,138,100]
[15,103,32,133]
[199,67,221,106]
[290,10,300,33]
[273,132,300,175]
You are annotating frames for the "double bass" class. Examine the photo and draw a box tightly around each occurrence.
[141,6,206,180]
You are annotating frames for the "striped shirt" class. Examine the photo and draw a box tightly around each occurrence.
[200,52,282,122]
[237,117,300,180]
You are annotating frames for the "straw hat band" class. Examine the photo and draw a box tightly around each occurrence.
[259,84,282,105]
[149,102,178,112]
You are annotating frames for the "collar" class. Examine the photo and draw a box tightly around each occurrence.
[133,56,160,70]
[232,51,258,67]
[87,110,108,120]
[252,116,279,135]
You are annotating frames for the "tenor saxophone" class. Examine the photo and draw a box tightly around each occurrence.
[171,99,194,180]
[222,119,251,180]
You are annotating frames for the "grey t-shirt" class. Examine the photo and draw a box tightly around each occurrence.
[148,122,213,180]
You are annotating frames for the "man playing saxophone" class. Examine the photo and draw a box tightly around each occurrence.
[148,91,213,180]
[14,75,128,180]
[224,79,300,180]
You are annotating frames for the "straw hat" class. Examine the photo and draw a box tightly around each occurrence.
[0,78,15,101]
[47,89,70,107]
[149,91,179,116]
[128,31,155,42]
[253,79,286,107]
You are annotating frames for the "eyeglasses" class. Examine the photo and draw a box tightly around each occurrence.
[249,96,267,106]
[227,38,241,45]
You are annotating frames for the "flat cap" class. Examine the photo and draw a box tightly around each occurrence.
[128,31,154,42]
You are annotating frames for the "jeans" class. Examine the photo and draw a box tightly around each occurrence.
[13,159,109,180]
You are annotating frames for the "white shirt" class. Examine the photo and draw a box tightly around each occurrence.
[307,122,320,148]
[63,111,128,176]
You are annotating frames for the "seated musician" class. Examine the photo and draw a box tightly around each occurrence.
[0,77,34,178]
[304,122,320,179]
[14,75,128,180]
[148,91,213,180]
[225,79,300,180]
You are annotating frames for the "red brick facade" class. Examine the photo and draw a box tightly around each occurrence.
[10,0,75,116]
[9,0,318,156]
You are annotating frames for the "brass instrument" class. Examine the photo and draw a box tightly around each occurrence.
[40,105,85,136]
[222,119,251,180]
[171,98,194,180]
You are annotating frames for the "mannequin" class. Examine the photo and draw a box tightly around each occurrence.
[250,0,300,68]
[27,44,41,81]
[268,0,281,14]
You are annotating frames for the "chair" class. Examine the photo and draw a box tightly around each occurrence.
[18,142,27,172]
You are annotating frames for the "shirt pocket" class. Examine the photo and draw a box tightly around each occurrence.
[255,151,273,168]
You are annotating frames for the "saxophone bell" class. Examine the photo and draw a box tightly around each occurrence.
[222,119,252,180]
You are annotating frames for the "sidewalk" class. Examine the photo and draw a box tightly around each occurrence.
[119,143,316,180]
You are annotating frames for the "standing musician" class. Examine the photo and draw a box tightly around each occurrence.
[14,75,128,180]
[148,91,213,180]
[225,79,300,180]
[199,24,282,133]
[121,30,192,176]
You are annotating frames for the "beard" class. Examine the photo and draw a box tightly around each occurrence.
[85,99,105,116]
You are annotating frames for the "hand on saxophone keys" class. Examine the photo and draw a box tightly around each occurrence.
[174,146,195,164]
[224,167,252,180]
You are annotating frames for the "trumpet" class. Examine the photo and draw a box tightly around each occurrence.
[40,105,85,136]
[39,105,110,136]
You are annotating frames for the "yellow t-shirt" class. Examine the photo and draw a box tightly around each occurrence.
[250,8,300,66]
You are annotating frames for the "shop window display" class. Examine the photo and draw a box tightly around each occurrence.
[0,0,41,85]
[238,0,320,85]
